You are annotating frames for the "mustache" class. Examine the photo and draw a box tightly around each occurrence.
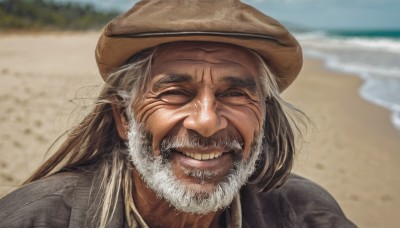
[160,131,244,155]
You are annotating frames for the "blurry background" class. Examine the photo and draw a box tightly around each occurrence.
[1,0,399,227]
[0,0,118,30]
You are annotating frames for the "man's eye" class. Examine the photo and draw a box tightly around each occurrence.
[158,90,192,105]
[221,91,245,97]
[219,90,249,105]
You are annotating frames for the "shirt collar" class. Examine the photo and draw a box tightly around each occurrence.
[127,194,242,228]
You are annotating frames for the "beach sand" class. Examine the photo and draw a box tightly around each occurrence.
[0,33,399,228]
[285,60,400,228]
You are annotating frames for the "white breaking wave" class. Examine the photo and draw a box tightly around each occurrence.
[296,31,400,132]
[298,32,400,54]
[344,37,400,54]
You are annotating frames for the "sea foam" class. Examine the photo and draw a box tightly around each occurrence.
[296,31,400,131]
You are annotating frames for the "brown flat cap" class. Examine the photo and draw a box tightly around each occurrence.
[96,0,302,91]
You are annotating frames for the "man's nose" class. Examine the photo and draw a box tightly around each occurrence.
[183,91,228,137]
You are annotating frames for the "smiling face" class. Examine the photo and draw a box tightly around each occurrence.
[126,42,266,213]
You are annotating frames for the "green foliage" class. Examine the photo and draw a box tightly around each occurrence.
[0,0,119,31]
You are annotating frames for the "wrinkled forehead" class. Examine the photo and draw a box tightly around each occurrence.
[153,41,260,70]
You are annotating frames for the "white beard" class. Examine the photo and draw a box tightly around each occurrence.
[126,119,263,214]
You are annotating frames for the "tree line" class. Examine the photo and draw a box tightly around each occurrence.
[0,0,119,31]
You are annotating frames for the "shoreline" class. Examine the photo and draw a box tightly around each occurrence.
[305,54,400,132]
[0,33,399,228]
[285,58,400,228]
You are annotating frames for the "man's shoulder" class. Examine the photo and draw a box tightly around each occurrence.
[276,174,344,210]
[241,174,357,228]
[0,168,96,227]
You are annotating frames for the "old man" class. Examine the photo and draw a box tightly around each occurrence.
[0,0,356,227]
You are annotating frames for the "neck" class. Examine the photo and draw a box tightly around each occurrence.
[131,169,224,228]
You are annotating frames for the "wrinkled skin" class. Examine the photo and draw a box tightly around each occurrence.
[113,42,266,227]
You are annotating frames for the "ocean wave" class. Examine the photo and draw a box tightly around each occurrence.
[303,48,400,78]
[294,31,328,40]
[393,111,400,131]
[297,32,400,54]
[301,44,400,131]
[360,86,400,131]
[343,37,400,54]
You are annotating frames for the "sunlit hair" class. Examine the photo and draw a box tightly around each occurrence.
[248,53,306,191]
[23,42,306,227]
[23,49,156,227]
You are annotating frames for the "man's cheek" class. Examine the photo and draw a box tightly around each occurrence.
[143,108,189,153]
[132,97,162,124]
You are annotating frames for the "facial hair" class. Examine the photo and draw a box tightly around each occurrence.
[126,119,263,214]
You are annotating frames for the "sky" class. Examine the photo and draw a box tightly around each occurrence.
[56,0,400,30]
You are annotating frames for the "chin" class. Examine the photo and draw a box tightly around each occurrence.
[183,182,220,194]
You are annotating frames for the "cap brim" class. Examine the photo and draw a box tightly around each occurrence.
[96,32,302,92]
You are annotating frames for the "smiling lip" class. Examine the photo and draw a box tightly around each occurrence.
[181,151,223,160]
[173,147,231,169]
[174,152,231,170]
[175,147,225,161]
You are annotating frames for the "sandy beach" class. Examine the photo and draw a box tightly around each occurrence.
[285,59,400,228]
[0,33,399,228]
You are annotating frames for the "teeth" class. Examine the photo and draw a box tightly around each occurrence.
[183,152,223,160]
[194,153,202,160]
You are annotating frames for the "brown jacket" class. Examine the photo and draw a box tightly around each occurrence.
[0,166,356,228]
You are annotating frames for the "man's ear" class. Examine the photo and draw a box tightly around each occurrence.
[111,101,129,140]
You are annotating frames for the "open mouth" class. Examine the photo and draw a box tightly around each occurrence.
[180,151,223,161]
[170,148,236,180]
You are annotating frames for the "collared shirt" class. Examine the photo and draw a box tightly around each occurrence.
[0,166,357,228]
[128,192,242,228]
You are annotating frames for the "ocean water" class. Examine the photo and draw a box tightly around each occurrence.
[295,30,400,131]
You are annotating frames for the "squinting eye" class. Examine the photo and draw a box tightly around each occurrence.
[221,91,245,97]
[219,90,249,105]
[158,90,192,105]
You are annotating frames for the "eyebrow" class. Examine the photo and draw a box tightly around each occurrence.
[219,76,257,93]
[151,74,258,93]
[152,74,193,91]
